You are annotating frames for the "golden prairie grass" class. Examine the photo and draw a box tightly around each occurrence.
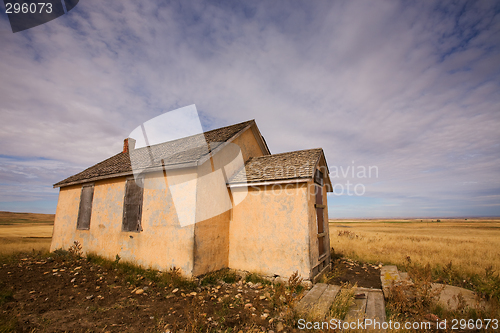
[0,223,53,254]
[0,211,54,225]
[329,219,500,277]
[0,237,51,254]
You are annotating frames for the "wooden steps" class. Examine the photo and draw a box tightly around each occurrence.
[380,265,485,311]
[295,284,386,325]
[295,283,340,319]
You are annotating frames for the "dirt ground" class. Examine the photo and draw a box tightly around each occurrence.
[0,253,306,333]
[326,258,382,289]
[0,252,384,332]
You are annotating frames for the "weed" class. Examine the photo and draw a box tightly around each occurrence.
[200,274,218,286]
[0,288,13,306]
[329,283,356,320]
[86,252,197,290]
[53,248,69,257]
[245,273,270,285]
[330,247,343,261]
[68,241,83,258]
[200,268,239,286]
[0,312,17,333]
[387,264,442,321]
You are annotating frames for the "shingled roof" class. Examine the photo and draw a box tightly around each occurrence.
[229,148,330,186]
[54,120,257,188]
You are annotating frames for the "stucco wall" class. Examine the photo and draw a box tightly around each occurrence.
[50,173,196,275]
[228,183,311,279]
[231,126,266,162]
[192,208,230,276]
[50,184,82,252]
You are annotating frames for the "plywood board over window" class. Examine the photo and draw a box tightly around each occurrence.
[77,184,94,230]
[315,169,326,257]
[122,178,144,232]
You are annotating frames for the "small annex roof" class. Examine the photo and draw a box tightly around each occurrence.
[229,148,332,190]
[54,119,265,188]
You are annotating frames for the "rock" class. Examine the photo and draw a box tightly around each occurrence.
[135,289,144,295]
[86,295,94,300]
[259,296,266,300]
[172,288,179,293]
[244,303,253,308]
[276,322,284,332]
[274,277,286,284]
[301,281,313,289]
[261,313,269,319]
[189,292,197,296]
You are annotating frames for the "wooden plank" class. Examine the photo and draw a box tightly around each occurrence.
[380,265,401,299]
[344,291,367,322]
[77,185,94,230]
[312,285,341,319]
[365,290,386,322]
[122,179,144,232]
[295,283,328,315]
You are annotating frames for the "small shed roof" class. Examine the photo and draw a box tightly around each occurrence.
[229,148,332,190]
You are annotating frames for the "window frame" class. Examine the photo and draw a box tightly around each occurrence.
[76,183,94,230]
[122,177,144,232]
[315,183,327,257]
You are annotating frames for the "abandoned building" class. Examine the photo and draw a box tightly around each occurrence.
[51,120,332,281]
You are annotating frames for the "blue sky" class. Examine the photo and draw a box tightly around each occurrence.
[0,0,499,217]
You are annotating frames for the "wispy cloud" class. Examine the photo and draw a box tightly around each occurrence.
[0,0,499,216]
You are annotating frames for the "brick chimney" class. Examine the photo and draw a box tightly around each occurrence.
[123,138,136,153]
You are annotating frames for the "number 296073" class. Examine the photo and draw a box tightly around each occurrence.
[5,2,53,14]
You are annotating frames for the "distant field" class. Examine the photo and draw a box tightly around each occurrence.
[329,218,500,277]
[0,211,54,254]
[0,211,54,225]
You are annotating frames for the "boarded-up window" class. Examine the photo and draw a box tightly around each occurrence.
[122,178,144,232]
[314,169,324,186]
[77,185,94,230]
[315,184,326,256]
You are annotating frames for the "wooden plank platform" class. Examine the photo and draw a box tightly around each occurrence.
[295,283,341,319]
[380,265,401,299]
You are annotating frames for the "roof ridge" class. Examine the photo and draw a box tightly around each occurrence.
[204,119,254,135]
[251,148,323,159]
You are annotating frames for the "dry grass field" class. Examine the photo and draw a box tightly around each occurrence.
[329,218,500,277]
[0,211,54,225]
[0,211,53,254]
